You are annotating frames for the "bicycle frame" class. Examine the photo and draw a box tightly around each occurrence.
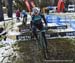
[38,29,49,59]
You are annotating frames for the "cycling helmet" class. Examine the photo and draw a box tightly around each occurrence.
[32,7,40,14]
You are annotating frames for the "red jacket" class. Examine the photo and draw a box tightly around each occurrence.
[16,10,20,17]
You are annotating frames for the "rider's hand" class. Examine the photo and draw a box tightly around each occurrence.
[45,23,47,27]
[45,24,48,30]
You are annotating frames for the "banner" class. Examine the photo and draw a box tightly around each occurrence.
[0,0,4,21]
[24,0,31,12]
[30,0,35,8]
[70,21,75,29]
[16,31,75,41]
[7,0,13,17]
[48,25,67,29]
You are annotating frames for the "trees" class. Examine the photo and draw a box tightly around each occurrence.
[0,0,4,21]
[14,0,29,11]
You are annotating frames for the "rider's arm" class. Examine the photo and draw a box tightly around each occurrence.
[41,14,47,25]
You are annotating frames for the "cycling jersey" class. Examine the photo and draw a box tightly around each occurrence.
[32,15,41,24]
[32,14,47,25]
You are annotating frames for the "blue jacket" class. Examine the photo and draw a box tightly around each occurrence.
[21,11,27,17]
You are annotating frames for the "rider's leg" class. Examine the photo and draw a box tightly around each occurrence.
[31,25,42,52]
[25,17,27,24]
[23,16,24,24]
[17,17,20,22]
[41,32,49,59]
[23,16,27,25]
[37,22,48,48]
[37,23,49,59]
[32,25,38,40]
[41,32,48,49]
[24,17,27,25]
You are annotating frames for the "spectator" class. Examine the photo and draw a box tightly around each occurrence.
[16,9,20,22]
[21,10,27,25]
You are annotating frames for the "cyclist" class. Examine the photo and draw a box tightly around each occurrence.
[21,10,27,25]
[31,7,49,59]
[31,7,47,45]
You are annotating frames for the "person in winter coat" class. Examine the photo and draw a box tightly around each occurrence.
[16,9,20,22]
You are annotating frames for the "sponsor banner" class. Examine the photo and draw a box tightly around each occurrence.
[0,0,4,21]
[16,35,31,41]
[16,31,75,41]
[47,31,75,37]
[46,15,61,23]
[19,25,67,33]
[19,29,30,33]
[70,22,75,29]
[46,15,53,23]
[59,31,75,36]
[46,15,70,24]
[46,15,59,23]
[48,25,67,29]
[7,0,13,17]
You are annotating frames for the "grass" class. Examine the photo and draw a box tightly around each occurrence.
[48,38,75,60]
[0,44,4,48]
[14,23,75,63]
[13,38,75,63]
[0,35,5,41]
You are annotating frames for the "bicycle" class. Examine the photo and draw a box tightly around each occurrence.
[37,26,49,59]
